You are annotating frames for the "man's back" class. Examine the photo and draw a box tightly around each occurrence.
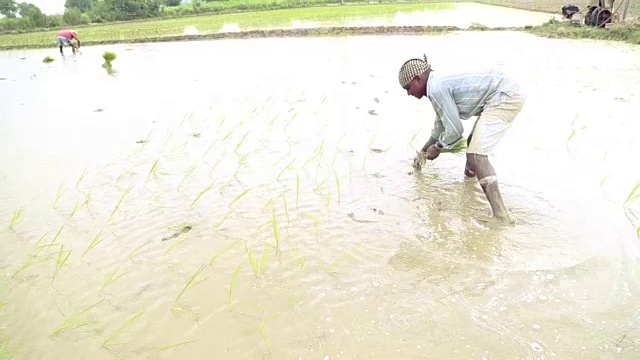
[426,68,522,120]
[57,30,76,39]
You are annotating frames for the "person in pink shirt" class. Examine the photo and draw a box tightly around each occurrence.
[56,29,80,56]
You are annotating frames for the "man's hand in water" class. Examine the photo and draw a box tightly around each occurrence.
[413,151,427,170]
[425,144,441,160]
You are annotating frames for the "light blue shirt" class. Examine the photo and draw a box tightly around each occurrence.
[426,69,522,149]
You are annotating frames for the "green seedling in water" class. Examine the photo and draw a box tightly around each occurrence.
[333,169,341,205]
[109,185,134,223]
[33,231,51,249]
[68,202,80,221]
[158,341,196,352]
[191,181,215,206]
[43,56,54,63]
[75,167,87,189]
[101,310,144,349]
[101,266,128,292]
[245,244,259,276]
[229,264,241,313]
[282,194,290,225]
[214,209,236,230]
[12,255,50,279]
[209,239,240,266]
[50,299,104,336]
[625,181,640,205]
[259,245,269,276]
[102,51,116,66]
[234,131,250,155]
[52,245,72,284]
[50,225,65,245]
[53,184,65,209]
[177,164,197,192]
[128,240,152,261]
[147,159,160,180]
[258,322,271,353]
[9,208,23,230]
[272,210,281,252]
[0,339,17,359]
[164,236,188,256]
[228,189,251,208]
[175,264,208,303]
[82,230,104,259]
[277,159,296,181]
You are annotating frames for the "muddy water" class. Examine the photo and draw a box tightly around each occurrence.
[1,32,639,359]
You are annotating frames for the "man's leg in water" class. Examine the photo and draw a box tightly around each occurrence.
[465,93,525,221]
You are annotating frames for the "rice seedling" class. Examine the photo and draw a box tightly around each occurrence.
[68,202,80,221]
[313,178,327,195]
[277,159,296,181]
[53,184,65,209]
[228,188,251,208]
[271,209,281,253]
[282,194,290,225]
[209,239,240,266]
[245,244,259,276]
[101,267,128,292]
[175,264,208,303]
[408,129,422,149]
[624,181,640,206]
[229,264,242,313]
[9,208,23,230]
[214,208,236,230]
[258,322,271,353]
[128,240,152,261]
[0,339,17,359]
[441,138,467,153]
[109,185,134,223]
[101,309,145,349]
[102,51,116,67]
[147,159,160,181]
[50,299,104,336]
[177,164,197,192]
[75,167,87,189]
[49,224,65,245]
[234,131,251,155]
[158,341,196,352]
[191,181,215,206]
[43,56,54,63]
[164,236,188,256]
[52,245,72,284]
[11,255,50,279]
[82,230,104,259]
[33,231,51,250]
[259,244,269,276]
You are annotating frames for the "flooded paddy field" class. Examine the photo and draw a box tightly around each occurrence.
[1,31,640,359]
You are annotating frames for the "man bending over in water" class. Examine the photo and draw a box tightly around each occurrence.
[57,29,80,56]
[398,54,525,222]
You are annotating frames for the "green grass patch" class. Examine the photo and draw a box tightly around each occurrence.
[526,20,640,45]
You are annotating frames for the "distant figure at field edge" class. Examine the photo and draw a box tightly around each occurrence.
[398,54,526,223]
[57,29,80,56]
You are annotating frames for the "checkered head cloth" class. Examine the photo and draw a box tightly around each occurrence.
[398,54,431,88]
